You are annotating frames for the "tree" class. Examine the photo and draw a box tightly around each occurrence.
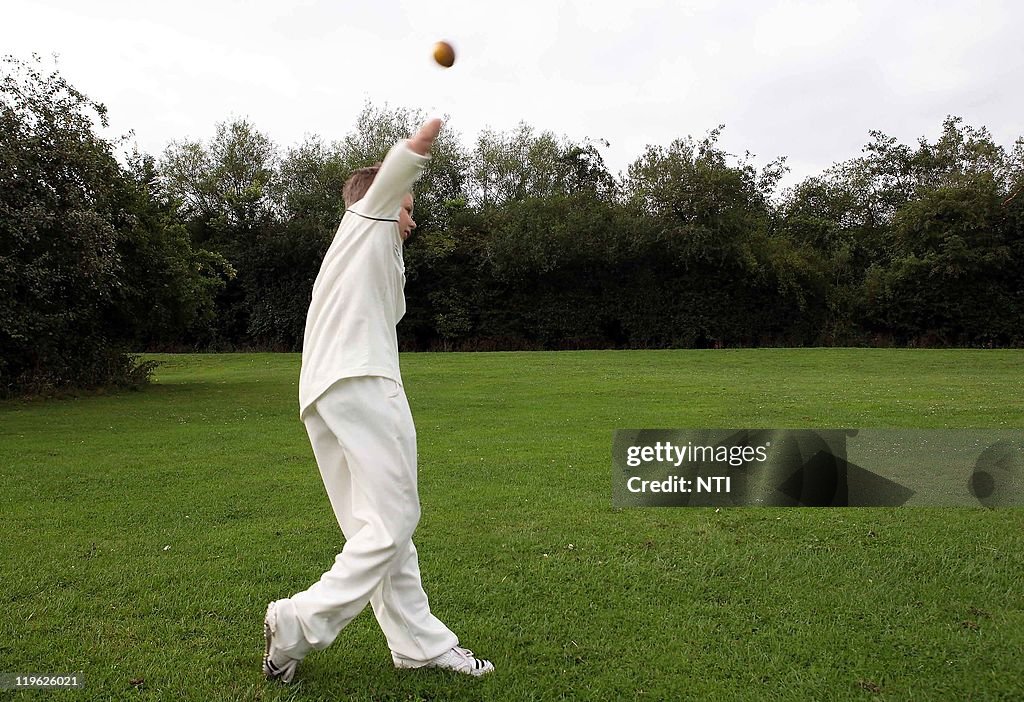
[469,124,616,208]
[776,174,881,343]
[160,119,279,251]
[274,135,349,238]
[853,117,1024,345]
[109,152,235,350]
[619,127,812,346]
[0,55,225,394]
[160,119,279,346]
[1,55,141,393]
[865,172,1020,344]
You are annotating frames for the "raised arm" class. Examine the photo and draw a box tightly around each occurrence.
[357,118,443,218]
[409,118,442,156]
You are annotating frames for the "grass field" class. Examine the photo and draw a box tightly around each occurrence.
[2,349,1023,701]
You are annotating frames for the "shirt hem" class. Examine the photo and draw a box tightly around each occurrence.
[299,367,402,418]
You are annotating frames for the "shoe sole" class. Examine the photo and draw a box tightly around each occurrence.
[392,654,495,677]
[392,654,424,670]
[263,605,299,684]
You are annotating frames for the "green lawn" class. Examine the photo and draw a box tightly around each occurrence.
[1,349,1022,701]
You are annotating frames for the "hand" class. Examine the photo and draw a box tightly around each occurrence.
[409,118,443,156]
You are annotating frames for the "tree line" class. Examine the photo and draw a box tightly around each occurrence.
[2,55,1022,395]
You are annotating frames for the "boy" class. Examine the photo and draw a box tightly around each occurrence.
[262,118,494,683]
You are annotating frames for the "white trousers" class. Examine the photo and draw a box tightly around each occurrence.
[273,376,458,661]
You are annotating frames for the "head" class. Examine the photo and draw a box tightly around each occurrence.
[342,164,417,242]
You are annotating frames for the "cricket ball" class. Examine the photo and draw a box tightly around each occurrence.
[433,41,455,68]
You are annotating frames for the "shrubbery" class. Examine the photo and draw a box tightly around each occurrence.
[0,56,229,395]
[2,57,1022,396]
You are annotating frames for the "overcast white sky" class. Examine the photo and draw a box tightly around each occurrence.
[4,0,1022,192]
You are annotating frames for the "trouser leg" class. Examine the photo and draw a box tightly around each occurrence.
[272,377,455,660]
[371,538,458,660]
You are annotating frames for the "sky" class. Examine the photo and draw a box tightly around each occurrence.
[4,0,1023,192]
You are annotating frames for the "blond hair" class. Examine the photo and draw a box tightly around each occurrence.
[342,164,382,207]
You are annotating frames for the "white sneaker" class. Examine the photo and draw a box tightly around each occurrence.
[263,601,300,684]
[393,646,495,677]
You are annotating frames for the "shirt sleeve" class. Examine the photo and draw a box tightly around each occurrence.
[357,140,431,219]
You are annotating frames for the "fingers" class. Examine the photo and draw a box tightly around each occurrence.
[409,118,443,155]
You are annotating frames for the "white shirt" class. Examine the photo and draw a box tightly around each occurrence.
[298,140,429,417]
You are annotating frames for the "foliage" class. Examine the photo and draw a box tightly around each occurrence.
[110,151,235,349]
[4,53,1022,385]
[0,55,231,394]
